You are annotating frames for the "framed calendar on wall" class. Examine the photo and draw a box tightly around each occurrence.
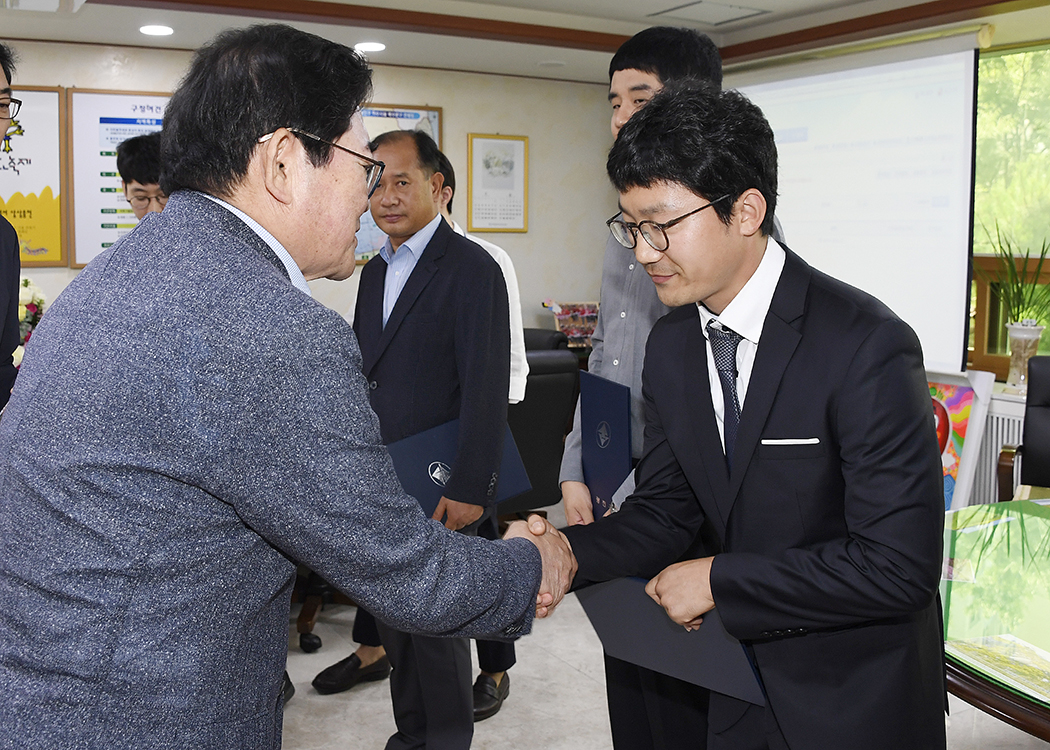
[467,133,527,233]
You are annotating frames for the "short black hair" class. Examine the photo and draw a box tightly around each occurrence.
[434,150,456,213]
[161,24,372,197]
[117,132,163,187]
[370,130,443,180]
[608,80,777,236]
[0,43,17,86]
[609,27,722,88]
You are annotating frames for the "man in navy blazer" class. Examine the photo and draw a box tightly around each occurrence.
[0,25,574,750]
[560,81,947,749]
[349,129,510,750]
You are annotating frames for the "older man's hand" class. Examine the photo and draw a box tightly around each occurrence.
[503,514,577,618]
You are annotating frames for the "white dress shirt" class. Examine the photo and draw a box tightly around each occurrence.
[450,220,529,404]
[697,237,786,452]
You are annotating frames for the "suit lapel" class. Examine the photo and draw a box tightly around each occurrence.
[369,219,451,370]
[727,249,810,501]
[676,308,734,532]
[356,261,387,374]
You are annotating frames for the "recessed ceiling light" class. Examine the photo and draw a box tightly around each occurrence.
[355,42,386,54]
[140,25,174,36]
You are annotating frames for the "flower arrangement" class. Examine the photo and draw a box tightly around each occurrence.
[13,276,46,368]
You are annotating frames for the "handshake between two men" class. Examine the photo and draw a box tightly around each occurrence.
[503,514,717,628]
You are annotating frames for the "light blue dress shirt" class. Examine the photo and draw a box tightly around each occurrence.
[200,192,312,297]
[379,213,442,328]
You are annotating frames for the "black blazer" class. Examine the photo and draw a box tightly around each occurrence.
[0,216,20,408]
[564,249,946,750]
[353,218,510,507]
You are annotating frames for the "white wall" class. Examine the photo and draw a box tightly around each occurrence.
[9,40,616,327]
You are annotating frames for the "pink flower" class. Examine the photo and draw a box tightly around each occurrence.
[23,331,31,344]
[26,303,37,315]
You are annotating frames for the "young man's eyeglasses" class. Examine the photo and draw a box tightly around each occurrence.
[126,194,168,211]
[607,194,731,252]
[258,128,385,198]
[0,98,22,119]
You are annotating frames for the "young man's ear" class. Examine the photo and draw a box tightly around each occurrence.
[734,189,767,237]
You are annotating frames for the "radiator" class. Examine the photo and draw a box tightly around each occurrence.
[971,403,1024,506]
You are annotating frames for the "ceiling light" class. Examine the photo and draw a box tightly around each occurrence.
[355,42,386,54]
[140,25,174,36]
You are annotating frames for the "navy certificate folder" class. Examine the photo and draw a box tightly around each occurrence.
[386,420,531,518]
[577,577,765,705]
[579,371,632,518]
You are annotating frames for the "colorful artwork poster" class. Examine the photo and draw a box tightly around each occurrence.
[0,88,64,266]
[929,381,975,510]
[70,91,168,267]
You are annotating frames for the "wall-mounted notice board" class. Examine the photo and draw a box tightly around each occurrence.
[69,89,169,268]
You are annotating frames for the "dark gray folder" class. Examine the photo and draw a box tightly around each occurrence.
[576,576,765,705]
[386,421,530,517]
[579,371,632,518]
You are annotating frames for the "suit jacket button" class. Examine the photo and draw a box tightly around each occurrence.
[369,380,378,390]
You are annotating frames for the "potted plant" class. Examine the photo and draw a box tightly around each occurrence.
[976,225,1050,392]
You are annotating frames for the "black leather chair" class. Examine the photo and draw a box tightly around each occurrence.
[500,349,580,516]
[523,327,569,351]
[998,355,1050,501]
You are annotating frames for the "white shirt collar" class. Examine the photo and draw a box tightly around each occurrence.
[200,192,312,297]
[698,236,786,344]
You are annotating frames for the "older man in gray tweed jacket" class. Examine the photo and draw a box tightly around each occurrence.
[0,25,574,750]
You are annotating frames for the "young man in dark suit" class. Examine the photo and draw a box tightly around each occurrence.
[559,80,947,750]
[351,129,511,750]
[0,43,21,409]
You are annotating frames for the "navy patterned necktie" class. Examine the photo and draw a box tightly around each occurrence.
[706,320,743,470]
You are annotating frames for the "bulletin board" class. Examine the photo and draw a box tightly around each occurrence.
[0,86,67,267]
[354,103,443,264]
[68,89,169,268]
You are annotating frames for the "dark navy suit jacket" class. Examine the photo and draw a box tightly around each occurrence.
[565,248,946,750]
[0,215,19,407]
[353,217,510,508]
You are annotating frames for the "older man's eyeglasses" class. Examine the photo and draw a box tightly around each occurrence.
[607,195,732,252]
[0,98,22,119]
[258,128,385,198]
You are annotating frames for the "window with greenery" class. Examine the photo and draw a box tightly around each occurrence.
[971,45,1050,378]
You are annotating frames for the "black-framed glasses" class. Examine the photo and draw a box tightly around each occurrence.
[607,194,732,252]
[126,194,168,210]
[258,128,385,198]
[0,97,21,119]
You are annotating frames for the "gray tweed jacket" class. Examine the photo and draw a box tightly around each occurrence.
[0,191,540,749]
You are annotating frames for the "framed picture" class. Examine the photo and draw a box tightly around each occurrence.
[467,134,527,233]
[927,369,995,510]
[68,89,170,268]
[361,103,442,148]
[0,86,67,267]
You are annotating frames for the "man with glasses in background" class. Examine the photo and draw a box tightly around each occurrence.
[116,132,167,221]
[0,42,21,409]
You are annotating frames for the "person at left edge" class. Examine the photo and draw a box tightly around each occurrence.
[351,129,511,750]
[0,24,575,750]
[0,42,22,409]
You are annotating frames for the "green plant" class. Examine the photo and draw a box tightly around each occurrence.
[976,224,1050,324]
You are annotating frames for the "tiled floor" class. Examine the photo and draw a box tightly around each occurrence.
[283,505,1049,749]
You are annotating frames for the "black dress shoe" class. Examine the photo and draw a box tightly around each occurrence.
[311,653,391,695]
[473,672,510,722]
[282,671,295,704]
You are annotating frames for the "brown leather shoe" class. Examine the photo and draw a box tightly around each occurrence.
[311,653,391,695]
[473,673,510,721]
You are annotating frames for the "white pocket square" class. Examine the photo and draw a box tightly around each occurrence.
[761,437,820,445]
